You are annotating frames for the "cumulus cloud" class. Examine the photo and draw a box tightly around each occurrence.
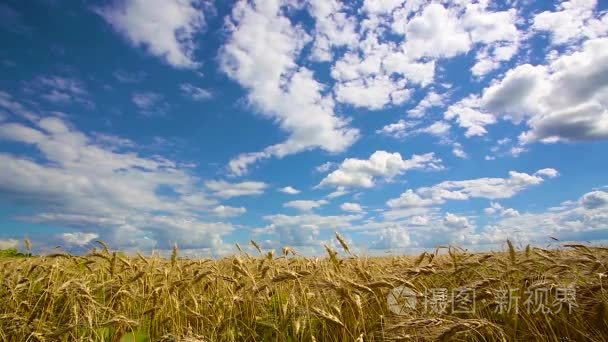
[326,187,349,199]
[216,0,533,173]
[416,120,451,136]
[211,205,247,217]
[443,212,474,230]
[405,3,471,59]
[306,0,358,62]
[361,0,404,15]
[205,180,267,199]
[0,101,236,252]
[340,202,363,213]
[334,75,410,110]
[318,150,443,188]
[445,96,496,137]
[452,143,467,159]
[283,199,328,212]
[533,0,605,45]
[387,169,558,208]
[255,213,362,247]
[96,0,208,68]
[362,211,476,250]
[460,37,608,144]
[407,91,447,118]
[328,29,435,111]
[462,2,520,76]
[220,0,358,175]
[376,120,417,139]
[25,213,233,252]
[60,232,99,247]
[327,1,522,112]
[371,227,411,249]
[484,202,520,217]
[315,162,336,173]
[377,120,451,139]
[480,189,608,244]
[366,188,608,251]
[279,186,300,195]
[581,191,608,209]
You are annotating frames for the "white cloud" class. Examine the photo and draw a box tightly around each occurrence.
[60,232,99,247]
[180,83,212,101]
[580,190,608,209]
[362,211,477,249]
[484,202,520,217]
[227,151,268,177]
[535,168,560,178]
[361,0,405,15]
[407,91,446,118]
[0,91,39,121]
[386,190,438,209]
[329,17,437,111]
[315,162,336,173]
[0,102,238,252]
[382,206,434,221]
[420,121,451,136]
[0,239,18,249]
[366,188,608,250]
[340,202,363,213]
[485,137,527,160]
[96,0,208,68]
[284,199,328,212]
[132,92,163,109]
[462,3,519,46]
[326,187,349,199]
[376,120,417,139]
[480,189,608,244]
[220,0,358,176]
[371,227,411,249]
[334,75,410,110]
[377,120,451,139]
[461,2,520,76]
[533,0,601,45]
[443,212,473,230]
[279,186,300,195]
[0,117,216,216]
[479,38,608,143]
[306,0,358,62]
[211,205,247,217]
[387,169,558,208]
[318,150,443,188]
[445,96,496,137]
[28,213,233,252]
[327,1,523,114]
[452,142,467,159]
[405,3,471,59]
[255,213,362,246]
[205,180,267,199]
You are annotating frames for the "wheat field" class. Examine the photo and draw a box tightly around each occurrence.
[1,237,607,341]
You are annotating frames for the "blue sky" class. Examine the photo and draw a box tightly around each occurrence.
[0,0,607,255]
